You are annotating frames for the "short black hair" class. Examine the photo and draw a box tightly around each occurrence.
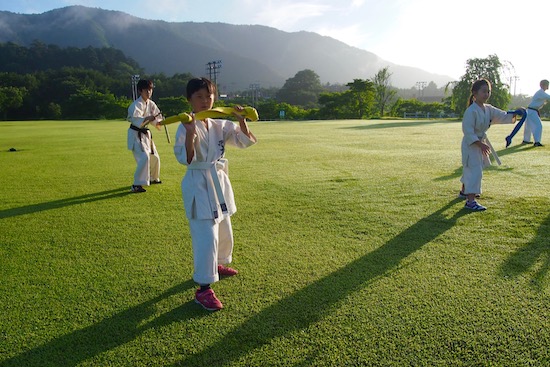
[137,79,154,92]
[186,77,216,100]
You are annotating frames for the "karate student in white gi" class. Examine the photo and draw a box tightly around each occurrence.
[460,79,518,211]
[174,77,257,311]
[127,79,163,193]
[522,79,550,147]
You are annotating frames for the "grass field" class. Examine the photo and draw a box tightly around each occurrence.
[1,118,549,366]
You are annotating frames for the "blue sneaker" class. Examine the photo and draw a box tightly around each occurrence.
[465,200,486,211]
[131,185,146,193]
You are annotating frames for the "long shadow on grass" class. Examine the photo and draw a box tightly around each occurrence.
[342,119,455,131]
[0,187,131,219]
[434,164,514,183]
[433,142,535,182]
[0,280,202,367]
[495,143,536,158]
[499,211,550,289]
[173,199,469,366]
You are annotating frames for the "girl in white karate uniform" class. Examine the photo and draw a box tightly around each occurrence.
[460,78,517,211]
[174,77,257,311]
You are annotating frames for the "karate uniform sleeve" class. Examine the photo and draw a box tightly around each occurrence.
[462,107,479,146]
[222,120,257,148]
[149,101,163,127]
[173,123,192,165]
[127,100,146,127]
[488,105,514,124]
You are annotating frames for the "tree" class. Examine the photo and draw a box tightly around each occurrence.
[0,86,26,120]
[317,79,376,120]
[372,67,397,117]
[256,99,310,120]
[447,54,511,114]
[318,91,357,119]
[64,89,128,119]
[276,69,324,108]
[157,96,190,117]
[150,72,194,99]
[390,98,447,117]
[345,79,376,118]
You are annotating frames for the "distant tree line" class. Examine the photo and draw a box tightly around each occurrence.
[1,42,538,121]
[0,42,196,120]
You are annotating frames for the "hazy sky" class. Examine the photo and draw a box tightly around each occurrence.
[1,0,549,95]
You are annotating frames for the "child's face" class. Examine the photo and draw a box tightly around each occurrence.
[140,87,153,100]
[474,84,491,104]
[189,88,214,113]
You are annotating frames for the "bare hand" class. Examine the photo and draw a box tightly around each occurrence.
[232,105,245,123]
[480,143,491,156]
[183,120,196,135]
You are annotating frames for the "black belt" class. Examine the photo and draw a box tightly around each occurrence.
[129,124,154,154]
[527,107,540,117]
[129,124,149,134]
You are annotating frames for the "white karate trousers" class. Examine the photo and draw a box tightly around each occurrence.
[132,135,160,186]
[523,109,543,143]
[461,165,483,195]
[189,216,234,285]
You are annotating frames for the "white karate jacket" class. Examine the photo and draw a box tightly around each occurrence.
[461,103,514,167]
[174,118,256,222]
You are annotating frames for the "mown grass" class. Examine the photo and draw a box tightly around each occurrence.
[0,118,549,366]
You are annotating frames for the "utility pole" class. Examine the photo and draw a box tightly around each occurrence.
[512,76,519,96]
[131,74,140,100]
[415,81,427,99]
[205,60,222,87]
[249,83,260,107]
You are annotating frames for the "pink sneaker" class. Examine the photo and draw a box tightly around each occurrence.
[218,264,238,276]
[195,288,223,311]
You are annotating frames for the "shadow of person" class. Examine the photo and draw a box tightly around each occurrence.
[434,166,463,182]
[1,280,199,367]
[342,119,451,131]
[0,187,132,219]
[434,162,514,183]
[174,198,468,366]
[495,142,535,158]
[499,211,550,290]
[433,141,536,183]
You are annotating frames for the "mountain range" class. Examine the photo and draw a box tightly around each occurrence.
[0,5,454,92]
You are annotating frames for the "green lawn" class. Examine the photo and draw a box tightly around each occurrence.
[1,118,549,366]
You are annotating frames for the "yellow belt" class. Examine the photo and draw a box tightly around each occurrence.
[160,106,259,125]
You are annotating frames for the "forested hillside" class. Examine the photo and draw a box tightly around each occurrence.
[0,42,195,120]
[0,41,141,75]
